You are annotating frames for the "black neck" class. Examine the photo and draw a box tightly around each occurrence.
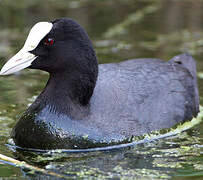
[30,67,98,119]
[28,30,99,119]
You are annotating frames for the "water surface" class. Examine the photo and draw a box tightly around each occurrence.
[0,0,203,179]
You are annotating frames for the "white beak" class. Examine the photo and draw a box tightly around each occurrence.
[0,22,53,75]
[0,49,37,75]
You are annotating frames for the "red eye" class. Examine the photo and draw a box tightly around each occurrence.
[44,38,54,46]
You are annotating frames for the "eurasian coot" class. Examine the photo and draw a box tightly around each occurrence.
[0,18,199,149]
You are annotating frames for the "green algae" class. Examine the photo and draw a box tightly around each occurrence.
[0,0,203,179]
[198,72,203,79]
[5,106,201,179]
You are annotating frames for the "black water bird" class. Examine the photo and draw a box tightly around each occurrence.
[0,18,199,149]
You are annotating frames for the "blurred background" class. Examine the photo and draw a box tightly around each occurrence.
[0,0,202,179]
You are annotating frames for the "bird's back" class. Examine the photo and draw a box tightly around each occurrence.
[89,54,199,139]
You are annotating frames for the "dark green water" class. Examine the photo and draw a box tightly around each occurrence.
[0,0,203,179]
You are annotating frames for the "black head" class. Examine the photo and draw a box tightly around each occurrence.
[29,18,98,76]
[29,18,99,106]
[0,18,98,107]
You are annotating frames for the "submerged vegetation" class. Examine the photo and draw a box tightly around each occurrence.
[2,108,202,179]
[0,0,203,179]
